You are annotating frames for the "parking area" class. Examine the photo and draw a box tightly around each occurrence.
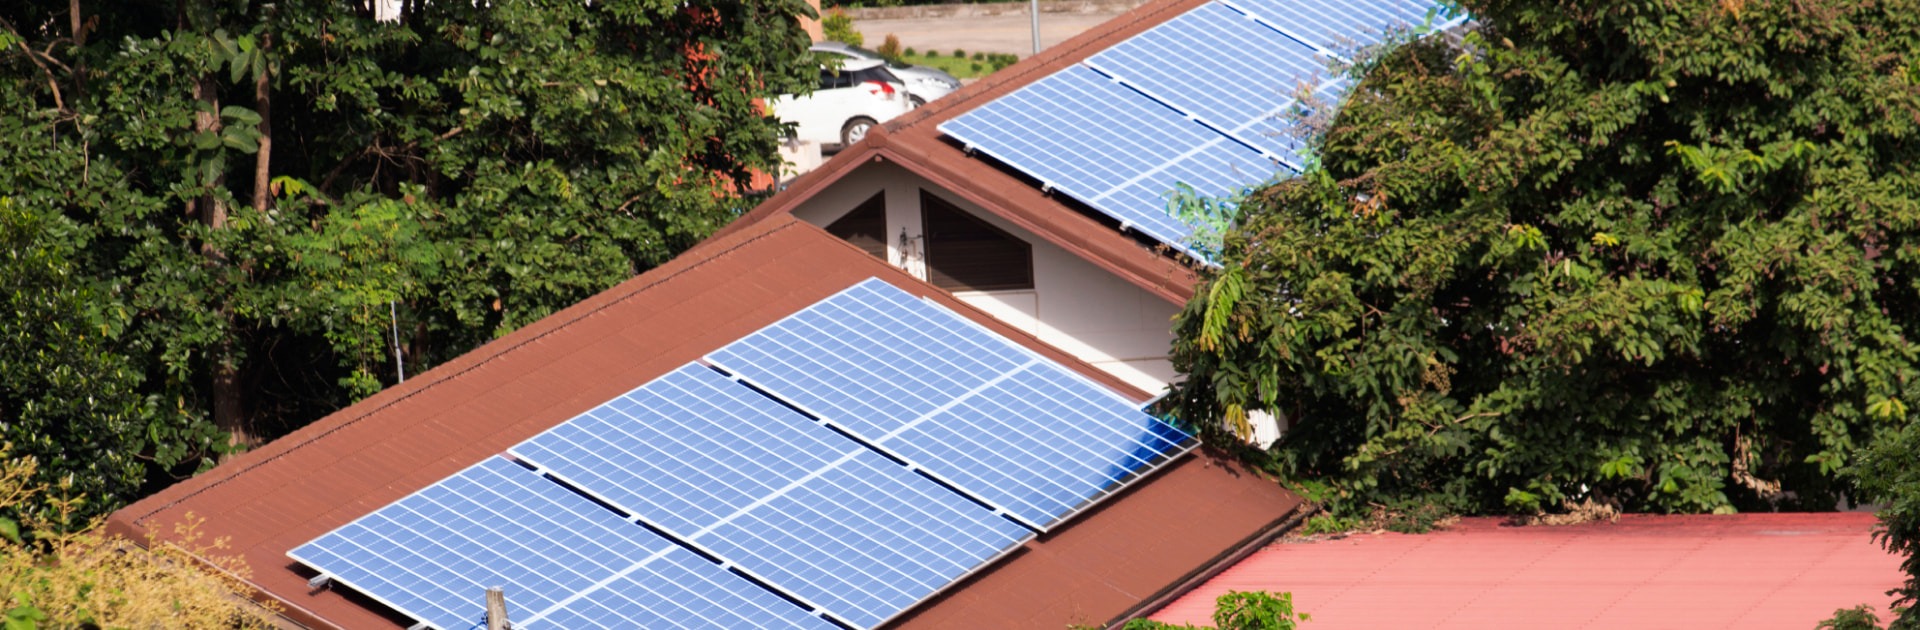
[852,11,1125,57]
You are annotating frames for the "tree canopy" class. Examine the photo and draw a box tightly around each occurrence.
[0,0,815,521]
[1168,0,1920,522]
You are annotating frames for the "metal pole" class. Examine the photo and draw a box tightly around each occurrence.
[1031,0,1040,54]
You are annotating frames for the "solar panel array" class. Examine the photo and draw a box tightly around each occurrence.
[939,0,1462,256]
[707,280,1192,530]
[288,457,837,630]
[292,278,1194,630]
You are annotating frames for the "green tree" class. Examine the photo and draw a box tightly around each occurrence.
[0,0,814,518]
[1168,0,1920,517]
[1850,420,1920,629]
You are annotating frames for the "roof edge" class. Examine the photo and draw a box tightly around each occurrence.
[1104,457,1316,627]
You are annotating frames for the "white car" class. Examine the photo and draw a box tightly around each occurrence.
[810,41,964,107]
[772,59,912,148]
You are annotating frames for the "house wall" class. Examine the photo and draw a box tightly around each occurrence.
[790,162,1181,395]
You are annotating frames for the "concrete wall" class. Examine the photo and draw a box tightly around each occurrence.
[791,162,1180,395]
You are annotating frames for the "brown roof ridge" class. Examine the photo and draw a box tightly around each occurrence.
[113,215,815,528]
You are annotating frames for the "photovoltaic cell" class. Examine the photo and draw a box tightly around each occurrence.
[695,454,1032,628]
[1088,2,1325,155]
[1226,0,1443,52]
[940,0,1457,255]
[509,364,1033,629]
[939,64,1265,250]
[509,366,859,536]
[705,279,1195,529]
[288,457,832,630]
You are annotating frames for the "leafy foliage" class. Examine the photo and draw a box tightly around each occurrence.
[822,8,863,46]
[0,449,279,628]
[1121,591,1310,630]
[0,0,814,517]
[1818,605,1888,630]
[1851,419,1920,629]
[1168,0,1920,517]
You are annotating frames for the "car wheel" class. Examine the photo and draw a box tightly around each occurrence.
[841,117,877,146]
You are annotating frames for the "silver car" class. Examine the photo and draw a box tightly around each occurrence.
[811,41,963,108]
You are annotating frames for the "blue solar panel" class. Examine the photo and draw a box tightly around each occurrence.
[941,64,1273,252]
[1089,2,1325,155]
[510,364,1032,629]
[289,457,832,630]
[509,366,857,536]
[1226,0,1442,53]
[940,0,1457,255]
[705,279,1195,529]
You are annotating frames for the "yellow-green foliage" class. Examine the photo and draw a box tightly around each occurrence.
[0,451,280,628]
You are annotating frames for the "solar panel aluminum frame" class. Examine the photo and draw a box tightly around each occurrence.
[700,280,1199,533]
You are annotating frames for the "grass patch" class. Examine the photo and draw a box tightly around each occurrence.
[891,50,1018,79]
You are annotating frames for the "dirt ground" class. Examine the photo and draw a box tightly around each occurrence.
[853,12,1124,58]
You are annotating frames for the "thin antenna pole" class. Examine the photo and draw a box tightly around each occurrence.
[389,300,406,383]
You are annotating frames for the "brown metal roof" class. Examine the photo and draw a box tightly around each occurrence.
[718,0,1213,305]
[108,215,1302,629]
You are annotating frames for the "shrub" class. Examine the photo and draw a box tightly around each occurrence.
[903,46,916,56]
[877,34,902,59]
[822,9,862,46]
[952,48,966,58]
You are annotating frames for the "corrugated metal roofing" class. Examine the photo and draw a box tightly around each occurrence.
[1152,513,1903,629]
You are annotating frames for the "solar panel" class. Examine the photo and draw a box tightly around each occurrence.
[1225,0,1443,53]
[705,279,1195,530]
[939,0,1458,255]
[509,365,1033,629]
[289,457,833,630]
[940,64,1273,252]
[1087,2,1325,155]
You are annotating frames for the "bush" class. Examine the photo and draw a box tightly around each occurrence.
[1816,605,1884,630]
[1119,591,1309,630]
[822,9,862,46]
[0,450,281,628]
[877,34,902,59]
[903,46,916,56]
[952,48,966,58]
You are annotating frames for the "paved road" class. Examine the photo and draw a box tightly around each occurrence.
[854,12,1124,58]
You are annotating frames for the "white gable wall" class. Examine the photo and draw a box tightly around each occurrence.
[790,162,1180,396]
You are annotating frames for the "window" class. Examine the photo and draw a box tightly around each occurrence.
[922,191,1033,291]
[825,193,888,260]
[819,67,852,90]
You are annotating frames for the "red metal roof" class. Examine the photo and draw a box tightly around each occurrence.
[1151,513,1903,629]
[108,215,1304,629]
